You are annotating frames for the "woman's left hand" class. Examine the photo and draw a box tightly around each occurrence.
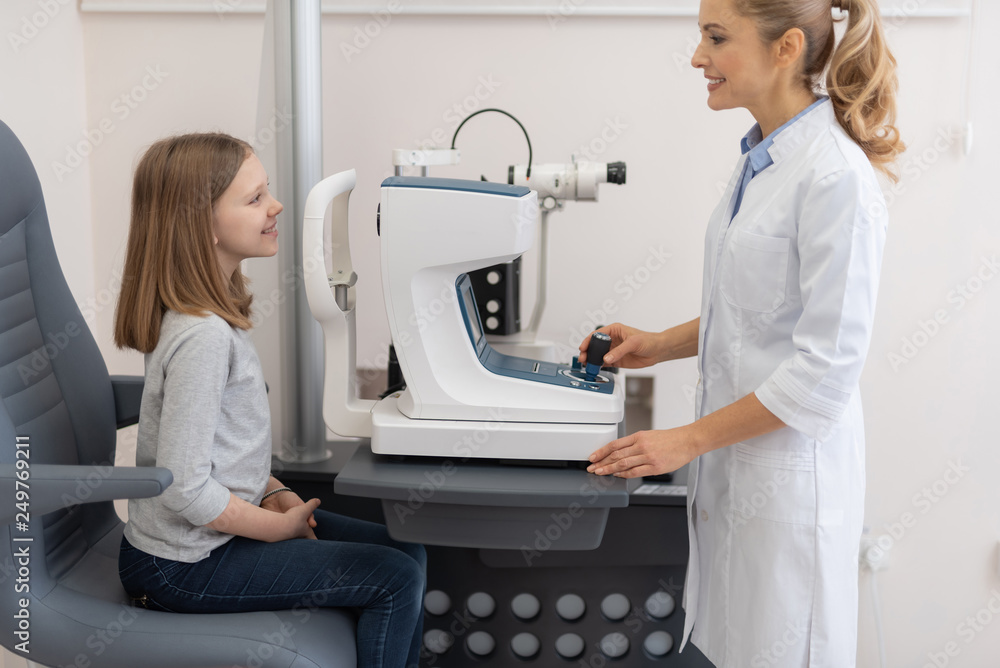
[262,490,318,539]
[587,427,699,478]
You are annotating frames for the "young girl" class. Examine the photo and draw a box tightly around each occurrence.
[114,133,426,668]
[581,0,902,665]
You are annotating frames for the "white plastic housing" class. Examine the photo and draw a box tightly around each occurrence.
[302,169,376,438]
[508,161,610,201]
[379,180,623,424]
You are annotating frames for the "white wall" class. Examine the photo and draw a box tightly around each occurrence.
[1,0,95,314]
[2,1,999,666]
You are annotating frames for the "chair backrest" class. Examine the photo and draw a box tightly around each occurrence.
[0,119,122,604]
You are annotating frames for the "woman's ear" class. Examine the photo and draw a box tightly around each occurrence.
[774,27,806,71]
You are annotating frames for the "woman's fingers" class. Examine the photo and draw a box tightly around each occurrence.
[579,325,623,365]
[604,336,640,366]
[587,435,642,474]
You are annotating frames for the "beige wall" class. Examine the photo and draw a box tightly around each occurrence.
[2,1,999,666]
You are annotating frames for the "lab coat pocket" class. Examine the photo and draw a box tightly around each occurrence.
[731,443,816,526]
[721,230,790,313]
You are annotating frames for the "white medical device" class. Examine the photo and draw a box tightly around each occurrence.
[508,158,627,207]
[303,171,624,461]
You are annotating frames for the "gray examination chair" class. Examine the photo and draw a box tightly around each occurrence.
[0,119,356,667]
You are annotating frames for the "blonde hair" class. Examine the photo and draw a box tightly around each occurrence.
[733,0,905,180]
[114,133,255,353]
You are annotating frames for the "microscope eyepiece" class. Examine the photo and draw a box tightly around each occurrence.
[606,162,626,185]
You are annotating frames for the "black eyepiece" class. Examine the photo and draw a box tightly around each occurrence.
[606,162,626,185]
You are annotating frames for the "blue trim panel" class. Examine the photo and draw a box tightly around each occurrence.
[455,274,614,395]
[382,176,531,198]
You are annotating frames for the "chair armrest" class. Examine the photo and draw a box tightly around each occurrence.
[0,464,172,526]
[110,375,144,428]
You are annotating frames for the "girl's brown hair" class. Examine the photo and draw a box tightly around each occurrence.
[114,133,255,353]
[734,0,905,180]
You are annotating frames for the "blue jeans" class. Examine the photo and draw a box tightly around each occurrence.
[119,509,426,668]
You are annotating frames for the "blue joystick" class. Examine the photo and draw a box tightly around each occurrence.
[585,332,612,381]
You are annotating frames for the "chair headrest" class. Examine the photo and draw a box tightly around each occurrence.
[0,119,45,237]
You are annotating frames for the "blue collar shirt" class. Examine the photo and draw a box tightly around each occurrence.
[730,96,829,220]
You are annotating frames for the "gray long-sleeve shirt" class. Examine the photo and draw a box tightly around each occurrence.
[123,310,272,562]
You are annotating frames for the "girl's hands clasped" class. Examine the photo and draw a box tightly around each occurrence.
[587,427,698,479]
[281,498,322,540]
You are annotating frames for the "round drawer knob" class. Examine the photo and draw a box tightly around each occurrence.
[466,631,496,656]
[423,590,451,616]
[600,632,629,658]
[644,591,676,619]
[510,593,541,620]
[466,592,496,619]
[510,632,541,658]
[643,631,674,657]
[555,633,585,659]
[423,629,453,655]
[556,594,586,621]
[600,593,631,621]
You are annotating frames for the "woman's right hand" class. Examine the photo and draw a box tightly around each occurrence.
[282,498,322,540]
[579,323,666,370]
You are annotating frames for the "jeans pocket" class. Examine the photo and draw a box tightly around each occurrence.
[152,557,186,579]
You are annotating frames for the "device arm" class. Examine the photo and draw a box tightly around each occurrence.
[302,169,376,438]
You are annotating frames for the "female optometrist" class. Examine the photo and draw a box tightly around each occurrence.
[578,0,904,666]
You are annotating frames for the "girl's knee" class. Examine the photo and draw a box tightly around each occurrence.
[401,542,427,570]
[391,552,426,595]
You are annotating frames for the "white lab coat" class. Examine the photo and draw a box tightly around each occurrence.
[680,99,886,667]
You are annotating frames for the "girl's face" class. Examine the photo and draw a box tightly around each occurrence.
[212,153,283,278]
[691,0,780,117]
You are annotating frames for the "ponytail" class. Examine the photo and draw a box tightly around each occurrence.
[827,0,905,181]
[734,0,905,181]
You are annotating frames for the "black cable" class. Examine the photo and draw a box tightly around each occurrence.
[450,108,533,179]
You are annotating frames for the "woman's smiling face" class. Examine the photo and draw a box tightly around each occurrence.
[691,0,782,116]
